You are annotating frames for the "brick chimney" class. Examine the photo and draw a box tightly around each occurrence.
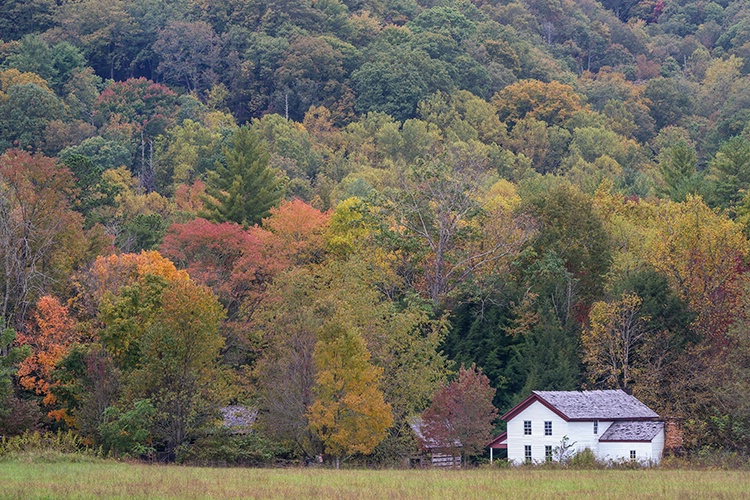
[664,417,684,456]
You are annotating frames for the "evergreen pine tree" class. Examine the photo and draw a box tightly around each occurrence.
[203,127,284,226]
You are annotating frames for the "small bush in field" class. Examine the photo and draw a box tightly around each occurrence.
[568,448,604,469]
[0,430,98,462]
[178,429,287,466]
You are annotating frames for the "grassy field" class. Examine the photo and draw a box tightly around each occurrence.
[1,461,750,499]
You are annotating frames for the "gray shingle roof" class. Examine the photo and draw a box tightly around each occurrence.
[409,417,461,449]
[533,390,659,420]
[220,405,258,430]
[599,421,664,442]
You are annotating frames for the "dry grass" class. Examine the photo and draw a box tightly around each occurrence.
[1,461,749,499]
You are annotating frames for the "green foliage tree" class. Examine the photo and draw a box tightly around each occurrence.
[657,141,702,202]
[708,136,750,210]
[0,0,55,41]
[521,178,611,308]
[203,127,285,226]
[130,278,227,458]
[0,328,32,433]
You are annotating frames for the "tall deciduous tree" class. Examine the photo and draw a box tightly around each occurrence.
[386,159,532,305]
[0,150,85,331]
[492,79,583,128]
[645,196,749,344]
[153,20,221,94]
[129,278,227,457]
[420,365,497,460]
[203,127,285,227]
[582,292,648,390]
[307,318,393,468]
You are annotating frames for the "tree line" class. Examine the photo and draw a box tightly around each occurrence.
[2,0,750,464]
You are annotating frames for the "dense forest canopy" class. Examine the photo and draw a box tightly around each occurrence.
[3,0,750,464]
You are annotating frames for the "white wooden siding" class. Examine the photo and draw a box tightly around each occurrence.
[507,402,664,464]
[567,420,613,453]
[651,428,665,463]
[507,401,568,464]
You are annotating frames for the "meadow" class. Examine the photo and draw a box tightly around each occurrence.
[1,461,749,499]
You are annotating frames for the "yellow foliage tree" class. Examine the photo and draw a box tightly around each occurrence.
[307,318,393,468]
[492,79,584,127]
[644,196,749,343]
[582,292,647,390]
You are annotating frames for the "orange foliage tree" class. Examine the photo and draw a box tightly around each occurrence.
[16,296,79,406]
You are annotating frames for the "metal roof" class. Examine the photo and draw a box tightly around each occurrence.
[599,421,665,442]
[533,390,659,420]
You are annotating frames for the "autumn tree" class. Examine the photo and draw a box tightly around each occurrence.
[16,296,79,406]
[644,196,749,344]
[420,365,497,460]
[255,259,448,462]
[492,79,584,128]
[127,278,228,457]
[385,159,533,305]
[74,251,228,456]
[0,150,85,331]
[582,292,648,390]
[160,218,260,317]
[307,318,393,468]
[203,127,285,226]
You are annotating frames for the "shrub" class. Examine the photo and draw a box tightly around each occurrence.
[568,448,604,469]
[0,430,97,462]
[179,429,288,466]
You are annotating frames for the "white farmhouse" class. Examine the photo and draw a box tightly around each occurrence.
[493,390,665,465]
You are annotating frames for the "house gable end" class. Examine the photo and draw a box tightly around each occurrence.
[501,393,570,422]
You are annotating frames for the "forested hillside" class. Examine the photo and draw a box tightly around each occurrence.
[2,0,750,464]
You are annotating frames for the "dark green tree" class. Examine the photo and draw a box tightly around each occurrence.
[708,136,750,210]
[657,141,702,202]
[203,127,285,227]
[0,328,29,418]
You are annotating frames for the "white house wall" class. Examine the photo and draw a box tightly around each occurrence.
[507,401,568,464]
[595,429,664,464]
[567,421,613,454]
[507,401,664,464]
[651,428,665,463]
[598,441,652,463]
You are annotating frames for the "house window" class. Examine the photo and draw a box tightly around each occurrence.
[630,450,636,461]
[545,445,553,462]
[544,421,552,436]
[524,420,532,435]
[593,420,598,435]
[525,445,532,463]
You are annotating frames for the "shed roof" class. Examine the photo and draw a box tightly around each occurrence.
[502,390,660,421]
[486,432,507,449]
[220,405,258,431]
[599,421,664,442]
[409,417,461,450]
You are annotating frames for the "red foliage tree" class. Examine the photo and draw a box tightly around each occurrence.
[160,218,262,317]
[420,365,498,459]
